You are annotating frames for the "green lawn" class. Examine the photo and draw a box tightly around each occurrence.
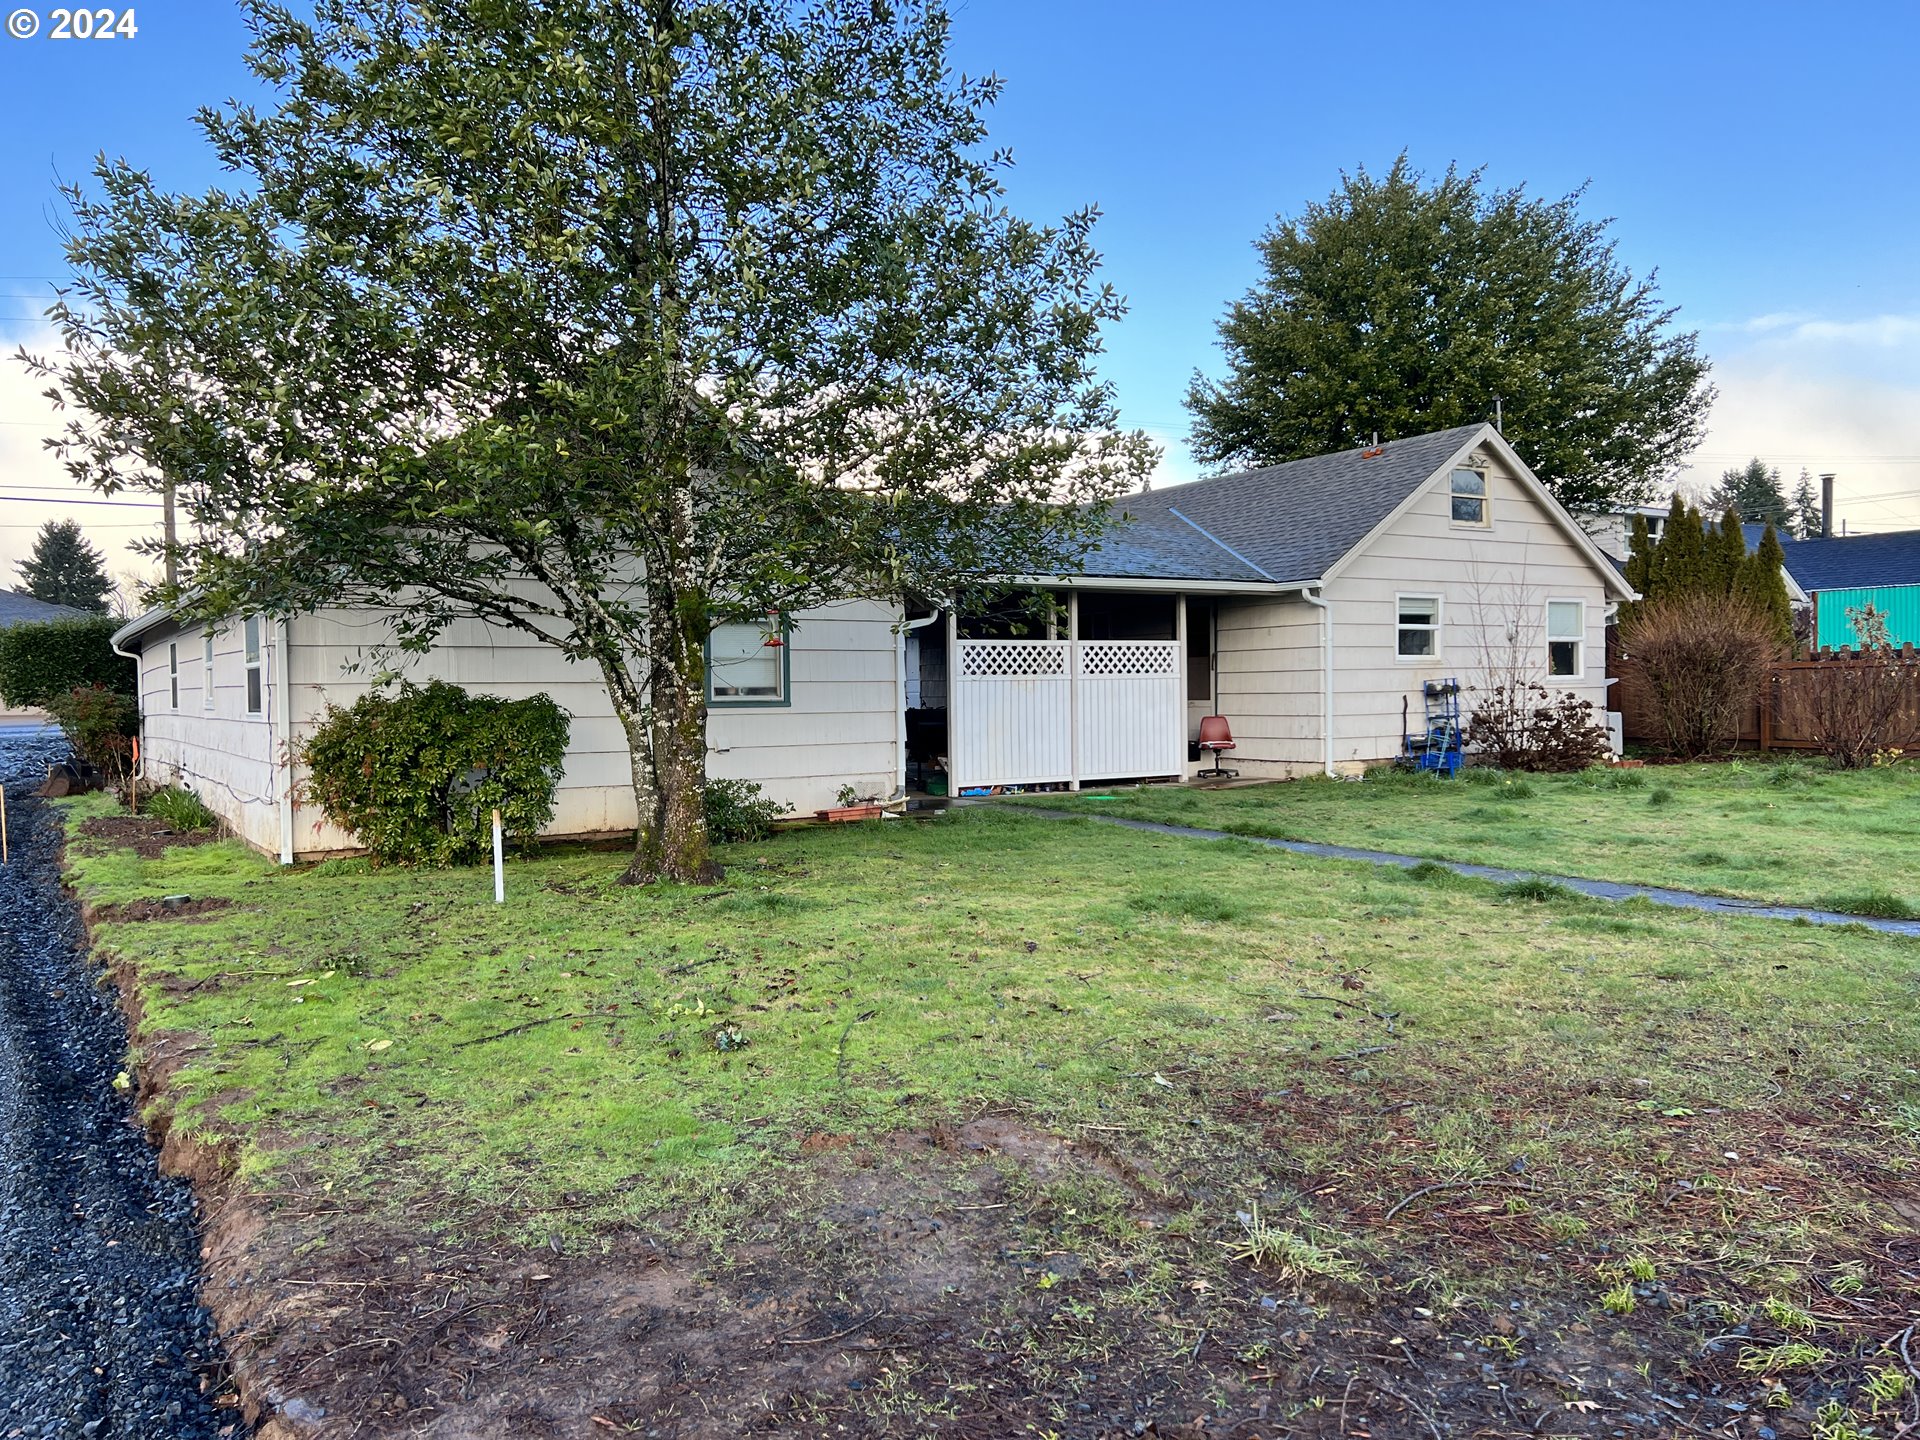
[1015,758,1920,916]
[63,794,1920,1432]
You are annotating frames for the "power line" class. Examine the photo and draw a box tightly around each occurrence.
[0,494,163,508]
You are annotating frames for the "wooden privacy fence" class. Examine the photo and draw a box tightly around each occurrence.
[1612,643,1920,751]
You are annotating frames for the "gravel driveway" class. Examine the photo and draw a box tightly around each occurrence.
[0,726,237,1438]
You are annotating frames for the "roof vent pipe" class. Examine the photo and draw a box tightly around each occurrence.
[1819,473,1834,539]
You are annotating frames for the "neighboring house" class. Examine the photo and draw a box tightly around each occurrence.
[1771,529,1920,649]
[1576,502,1670,562]
[111,421,1632,861]
[0,589,93,725]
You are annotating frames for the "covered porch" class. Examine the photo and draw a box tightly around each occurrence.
[903,582,1267,797]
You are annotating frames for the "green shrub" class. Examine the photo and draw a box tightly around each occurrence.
[45,684,140,782]
[0,616,133,707]
[299,680,570,866]
[704,777,790,843]
[145,785,219,831]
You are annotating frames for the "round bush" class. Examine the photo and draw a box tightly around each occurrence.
[300,680,570,866]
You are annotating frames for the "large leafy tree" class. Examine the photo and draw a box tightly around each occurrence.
[1187,157,1714,512]
[1705,458,1790,527]
[29,0,1152,883]
[14,518,114,611]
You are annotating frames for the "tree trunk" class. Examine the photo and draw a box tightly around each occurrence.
[592,648,665,886]
[636,590,720,886]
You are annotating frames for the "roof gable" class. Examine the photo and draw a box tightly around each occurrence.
[1112,425,1486,585]
[1082,424,1632,599]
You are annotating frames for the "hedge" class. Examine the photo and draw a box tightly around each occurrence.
[0,616,134,707]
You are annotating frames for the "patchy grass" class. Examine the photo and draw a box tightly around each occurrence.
[1021,759,1920,914]
[61,795,1920,1435]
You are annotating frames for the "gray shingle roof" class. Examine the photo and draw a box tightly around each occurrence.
[1077,506,1276,583]
[1091,424,1489,586]
[0,590,93,629]
[1776,529,1920,593]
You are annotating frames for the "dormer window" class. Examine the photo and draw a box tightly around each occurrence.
[1450,468,1489,526]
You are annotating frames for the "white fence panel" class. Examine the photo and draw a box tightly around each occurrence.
[1076,641,1184,781]
[952,640,1073,789]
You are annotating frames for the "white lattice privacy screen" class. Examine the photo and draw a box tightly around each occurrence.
[958,640,1069,679]
[952,639,1183,789]
[1079,641,1179,677]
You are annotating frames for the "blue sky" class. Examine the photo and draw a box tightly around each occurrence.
[4,0,1919,578]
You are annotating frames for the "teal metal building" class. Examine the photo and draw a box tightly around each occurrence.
[1777,530,1920,650]
[1813,583,1920,649]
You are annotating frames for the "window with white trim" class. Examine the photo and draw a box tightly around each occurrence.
[707,621,788,705]
[1547,600,1585,678]
[1450,467,1489,526]
[244,616,264,715]
[167,642,179,709]
[203,628,216,709]
[1396,594,1441,659]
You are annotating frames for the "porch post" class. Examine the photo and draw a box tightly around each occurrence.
[1175,594,1188,782]
[946,607,961,793]
[1067,589,1081,791]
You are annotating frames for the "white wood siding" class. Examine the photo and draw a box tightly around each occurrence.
[136,619,286,854]
[1213,595,1324,770]
[1323,445,1612,765]
[134,598,902,859]
[1206,442,1616,772]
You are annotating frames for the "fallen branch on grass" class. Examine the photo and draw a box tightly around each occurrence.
[1382,1178,1536,1222]
[452,1013,584,1048]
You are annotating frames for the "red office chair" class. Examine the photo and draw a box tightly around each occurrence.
[1197,715,1238,780]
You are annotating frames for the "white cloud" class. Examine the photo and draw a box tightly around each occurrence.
[0,322,166,589]
[1678,312,1920,534]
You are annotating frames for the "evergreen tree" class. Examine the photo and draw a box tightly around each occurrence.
[1705,458,1790,527]
[1736,523,1795,648]
[1706,507,1749,593]
[1790,469,1824,538]
[14,518,113,611]
[1623,512,1653,598]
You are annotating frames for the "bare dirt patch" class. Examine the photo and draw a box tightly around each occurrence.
[150,1105,1920,1440]
[79,813,223,859]
[91,895,236,923]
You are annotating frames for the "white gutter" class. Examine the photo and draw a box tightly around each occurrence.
[109,628,144,789]
[274,616,295,865]
[895,610,941,800]
[1300,587,1336,777]
[1002,574,1291,596]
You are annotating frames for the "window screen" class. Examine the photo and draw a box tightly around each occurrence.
[708,622,786,703]
[1547,600,1584,677]
[1397,595,1441,657]
[244,616,264,714]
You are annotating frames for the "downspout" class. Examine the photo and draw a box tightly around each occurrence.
[274,617,294,865]
[109,631,144,791]
[895,610,941,802]
[1300,587,1336,777]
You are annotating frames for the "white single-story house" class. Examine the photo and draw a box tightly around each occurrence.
[112,421,1633,861]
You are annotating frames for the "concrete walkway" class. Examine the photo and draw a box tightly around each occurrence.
[1018,807,1920,939]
